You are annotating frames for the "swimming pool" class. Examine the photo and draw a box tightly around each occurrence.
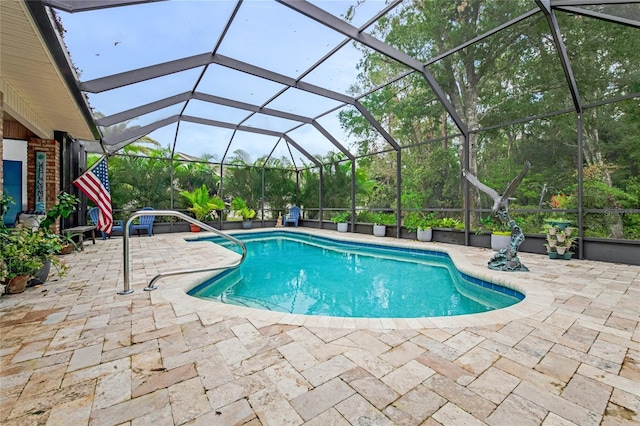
[188,231,523,318]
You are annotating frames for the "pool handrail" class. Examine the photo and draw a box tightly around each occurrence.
[119,210,247,295]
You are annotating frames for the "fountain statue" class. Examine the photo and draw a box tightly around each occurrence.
[463,162,530,272]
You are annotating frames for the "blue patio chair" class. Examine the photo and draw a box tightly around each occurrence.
[112,219,124,235]
[283,205,301,227]
[129,207,155,236]
[89,207,124,239]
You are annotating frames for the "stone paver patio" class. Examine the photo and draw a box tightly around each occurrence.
[1,228,638,425]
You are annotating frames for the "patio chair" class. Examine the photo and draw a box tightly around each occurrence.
[283,205,301,227]
[89,207,124,239]
[129,207,155,237]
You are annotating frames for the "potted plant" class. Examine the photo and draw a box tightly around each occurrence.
[38,192,80,254]
[0,193,74,293]
[1,227,44,293]
[431,217,463,229]
[29,228,69,285]
[0,226,69,293]
[39,192,80,231]
[330,211,350,233]
[404,212,437,242]
[57,230,79,255]
[545,193,574,229]
[479,214,511,251]
[179,184,225,232]
[231,197,256,229]
[372,212,396,237]
[544,224,577,259]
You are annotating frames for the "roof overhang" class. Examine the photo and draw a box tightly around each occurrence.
[0,0,98,140]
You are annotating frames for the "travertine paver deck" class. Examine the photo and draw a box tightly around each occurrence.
[1,228,638,425]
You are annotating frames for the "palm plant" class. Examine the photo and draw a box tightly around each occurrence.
[180,184,225,221]
[230,197,256,221]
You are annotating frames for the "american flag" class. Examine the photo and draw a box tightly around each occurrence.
[73,156,113,234]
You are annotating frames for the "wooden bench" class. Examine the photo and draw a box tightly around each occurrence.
[63,225,97,251]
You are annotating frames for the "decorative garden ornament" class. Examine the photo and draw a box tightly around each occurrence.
[463,162,531,272]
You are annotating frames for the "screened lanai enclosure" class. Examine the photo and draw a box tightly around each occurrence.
[27,0,640,263]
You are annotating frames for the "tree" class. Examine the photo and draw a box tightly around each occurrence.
[263,157,296,218]
[339,1,640,237]
[341,1,537,218]
[222,150,263,214]
[101,139,178,212]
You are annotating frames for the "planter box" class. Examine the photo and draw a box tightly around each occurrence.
[582,237,640,265]
[148,220,638,265]
[432,228,465,245]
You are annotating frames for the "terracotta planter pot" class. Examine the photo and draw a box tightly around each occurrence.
[59,244,75,255]
[189,223,201,232]
[6,275,30,294]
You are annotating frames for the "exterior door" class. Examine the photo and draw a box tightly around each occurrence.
[2,160,22,226]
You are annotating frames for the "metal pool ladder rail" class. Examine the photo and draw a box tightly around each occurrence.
[118,210,247,295]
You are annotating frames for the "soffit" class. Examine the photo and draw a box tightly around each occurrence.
[0,0,94,140]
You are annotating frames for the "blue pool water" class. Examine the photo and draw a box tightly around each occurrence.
[188,232,523,318]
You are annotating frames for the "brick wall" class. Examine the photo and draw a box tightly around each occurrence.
[27,138,61,230]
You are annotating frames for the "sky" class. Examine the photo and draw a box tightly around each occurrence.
[58,0,400,164]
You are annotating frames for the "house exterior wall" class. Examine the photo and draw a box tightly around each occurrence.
[1,91,3,196]
[1,97,62,230]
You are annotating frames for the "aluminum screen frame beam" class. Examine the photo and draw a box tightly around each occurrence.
[551,0,640,6]
[96,91,314,128]
[193,93,313,124]
[182,116,282,137]
[74,0,404,160]
[277,0,468,136]
[97,96,356,167]
[102,116,179,145]
[536,0,583,113]
[172,0,242,161]
[81,53,355,105]
[354,102,400,151]
[283,135,322,168]
[183,117,322,168]
[95,92,191,127]
[311,122,354,161]
[556,6,640,28]
[80,53,216,93]
[82,48,383,157]
[43,0,165,13]
[425,9,540,66]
